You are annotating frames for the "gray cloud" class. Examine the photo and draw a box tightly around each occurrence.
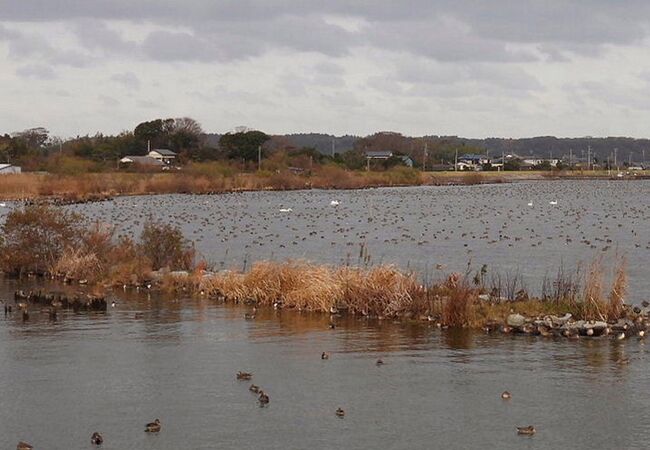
[3,1,650,61]
[15,63,57,79]
[110,72,141,89]
[3,1,650,137]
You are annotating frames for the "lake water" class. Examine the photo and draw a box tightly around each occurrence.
[1,180,650,449]
[54,179,650,303]
[1,279,649,450]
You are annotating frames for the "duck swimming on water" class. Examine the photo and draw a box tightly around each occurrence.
[145,419,161,433]
[517,425,536,435]
[91,432,103,445]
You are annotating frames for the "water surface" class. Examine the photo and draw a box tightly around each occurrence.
[0,279,648,450]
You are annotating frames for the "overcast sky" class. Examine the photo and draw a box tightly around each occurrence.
[2,1,650,138]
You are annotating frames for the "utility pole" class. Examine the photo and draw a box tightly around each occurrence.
[257,145,262,171]
[587,146,591,171]
[569,148,572,169]
[629,152,632,167]
[614,148,618,171]
[502,150,505,172]
[423,142,428,172]
[331,138,335,157]
[454,149,458,172]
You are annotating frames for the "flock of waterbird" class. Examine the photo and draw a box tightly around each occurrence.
[57,181,650,294]
[60,181,650,259]
[15,420,160,449]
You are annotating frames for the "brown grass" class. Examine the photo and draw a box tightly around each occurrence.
[608,257,627,320]
[0,167,430,202]
[441,273,475,327]
[582,257,606,321]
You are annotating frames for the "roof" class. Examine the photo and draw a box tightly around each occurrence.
[365,150,394,158]
[458,154,486,160]
[0,164,20,171]
[150,148,177,156]
[120,156,164,166]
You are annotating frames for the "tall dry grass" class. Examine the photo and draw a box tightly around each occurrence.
[608,257,627,320]
[0,166,429,202]
[582,257,606,321]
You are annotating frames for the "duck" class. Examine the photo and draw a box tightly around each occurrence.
[91,432,103,445]
[249,384,260,394]
[258,391,270,405]
[17,442,33,450]
[336,407,345,417]
[517,425,536,435]
[145,419,161,433]
[616,332,626,340]
[501,391,512,400]
[237,371,252,380]
[244,312,256,320]
[376,359,384,366]
[321,352,330,360]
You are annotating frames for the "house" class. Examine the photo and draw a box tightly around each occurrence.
[0,164,21,174]
[148,149,177,164]
[119,156,164,167]
[365,150,394,160]
[364,150,414,167]
[522,158,559,167]
[456,154,489,171]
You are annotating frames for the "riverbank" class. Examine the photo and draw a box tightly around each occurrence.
[2,168,648,203]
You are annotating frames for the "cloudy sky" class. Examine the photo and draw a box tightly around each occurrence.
[2,1,650,138]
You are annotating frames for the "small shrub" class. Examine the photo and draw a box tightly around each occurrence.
[0,204,83,274]
[140,220,195,271]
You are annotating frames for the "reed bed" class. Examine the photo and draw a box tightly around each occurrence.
[0,166,517,202]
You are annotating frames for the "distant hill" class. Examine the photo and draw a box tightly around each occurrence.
[459,136,650,163]
[203,133,358,155]
[204,132,650,163]
[282,133,358,154]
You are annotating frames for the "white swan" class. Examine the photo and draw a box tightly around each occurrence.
[527,201,533,206]
[279,208,293,212]
[330,200,340,206]
[549,201,558,205]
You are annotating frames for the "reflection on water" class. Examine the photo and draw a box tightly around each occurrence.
[1,280,649,450]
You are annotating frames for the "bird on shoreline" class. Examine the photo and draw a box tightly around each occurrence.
[145,419,161,433]
[258,391,270,405]
[336,407,345,417]
[321,352,330,360]
[237,371,253,380]
[501,391,512,400]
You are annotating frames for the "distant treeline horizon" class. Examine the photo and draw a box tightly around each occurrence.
[3,117,649,173]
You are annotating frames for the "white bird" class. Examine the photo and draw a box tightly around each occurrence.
[527,201,533,206]
[549,201,558,205]
[0,202,6,207]
[330,200,340,206]
[279,208,292,213]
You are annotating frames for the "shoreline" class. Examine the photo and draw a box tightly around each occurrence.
[0,170,647,203]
